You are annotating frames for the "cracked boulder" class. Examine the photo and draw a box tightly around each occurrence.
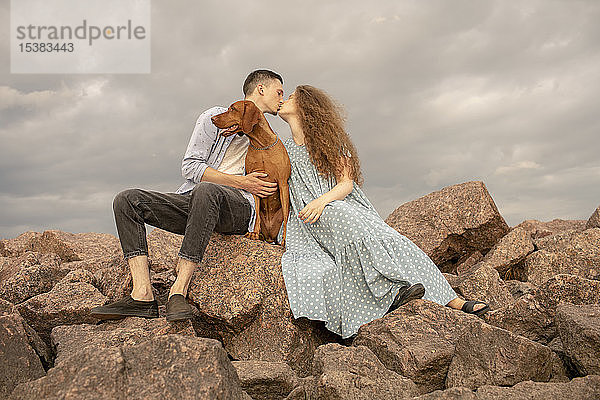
[232,360,299,400]
[450,264,514,310]
[25,230,122,262]
[15,269,107,345]
[473,226,534,279]
[352,298,564,394]
[0,252,69,304]
[413,375,600,399]
[513,219,587,240]
[555,303,600,376]
[51,316,196,366]
[185,231,339,378]
[384,181,509,273]
[0,232,42,257]
[522,228,600,285]
[311,343,419,399]
[445,320,554,389]
[0,298,48,398]
[485,274,600,345]
[10,334,251,400]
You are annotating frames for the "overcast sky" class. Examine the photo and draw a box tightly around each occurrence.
[1,0,599,240]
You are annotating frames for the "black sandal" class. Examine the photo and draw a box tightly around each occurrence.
[461,300,490,317]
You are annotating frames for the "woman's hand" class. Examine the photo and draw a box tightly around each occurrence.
[299,198,328,224]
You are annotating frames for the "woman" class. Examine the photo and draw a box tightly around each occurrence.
[277,85,489,340]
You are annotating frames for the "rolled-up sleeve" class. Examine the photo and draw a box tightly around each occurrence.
[181,108,222,183]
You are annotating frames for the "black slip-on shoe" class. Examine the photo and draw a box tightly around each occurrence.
[386,283,426,315]
[461,300,490,317]
[89,295,158,320]
[166,294,195,322]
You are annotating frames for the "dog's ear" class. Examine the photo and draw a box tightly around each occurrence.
[241,101,260,134]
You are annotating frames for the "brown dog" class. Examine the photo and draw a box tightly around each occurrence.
[211,100,291,247]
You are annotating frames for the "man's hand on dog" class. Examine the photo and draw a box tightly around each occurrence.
[243,172,278,198]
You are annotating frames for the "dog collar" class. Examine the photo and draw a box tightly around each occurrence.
[249,136,279,150]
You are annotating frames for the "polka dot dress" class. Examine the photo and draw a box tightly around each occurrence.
[278,137,459,339]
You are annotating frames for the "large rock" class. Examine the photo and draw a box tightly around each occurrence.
[556,303,600,376]
[74,255,132,303]
[183,231,338,377]
[51,316,196,366]
[522,251,572,286]
[450,264,514,310]
[0,230,121,261]
[411,386,477,399]
[284,376,317,400]
[232,360,299,400]
[384,181,509,272]
[413,375,600,399]
[311,343,419,399]
[15,271,107,345]
[585,205,600,229]
[546,335,580,379]
[1,251,60,281]
[534,227,600,254]
[504,279,535,300]
[0,299,52,367]
[486,274,600,344]
[27,230,122,262]
[514,219,587,239]
[0,232,41,257]
[0,252,69,304]
[0,299,47,398]
[10,334,251,400]
[0,230,131,304]
[352,299,476,393]
[445,321,554,389]
[455,251,483,275]
[523,228,600,285]
[351,299,555,393]
[475,226,534,279]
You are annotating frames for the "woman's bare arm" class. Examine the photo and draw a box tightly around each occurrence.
[316,158,354,203]
[299,156,354,223]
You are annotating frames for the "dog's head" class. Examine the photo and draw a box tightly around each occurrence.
[211,100,261,137]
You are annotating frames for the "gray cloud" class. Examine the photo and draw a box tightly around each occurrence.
[1,0,599,239]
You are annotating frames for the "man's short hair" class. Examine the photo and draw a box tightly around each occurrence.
[243,69,283,97]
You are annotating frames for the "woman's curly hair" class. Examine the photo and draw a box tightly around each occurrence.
[295,85,364,186]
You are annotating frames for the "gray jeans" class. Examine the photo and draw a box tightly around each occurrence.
[112,182,251,264]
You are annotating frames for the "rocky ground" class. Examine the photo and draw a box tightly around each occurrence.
[1,180,599,399]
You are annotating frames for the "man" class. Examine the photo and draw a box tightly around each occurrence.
[90,69,284,322]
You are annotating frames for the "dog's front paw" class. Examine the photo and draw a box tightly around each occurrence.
[245,232,260,240]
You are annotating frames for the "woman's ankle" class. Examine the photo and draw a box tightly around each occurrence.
[446,298,465,309]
